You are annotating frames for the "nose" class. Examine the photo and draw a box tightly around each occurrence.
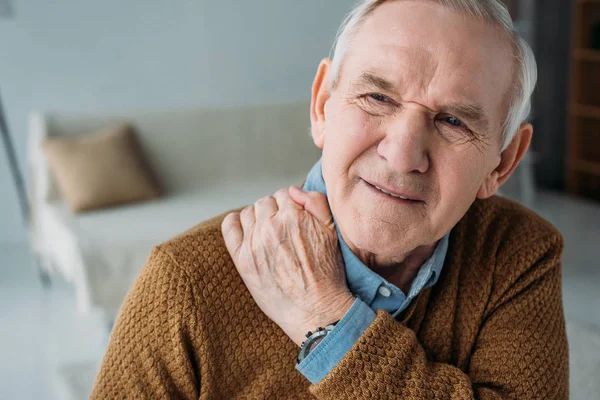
[376,108,431,174]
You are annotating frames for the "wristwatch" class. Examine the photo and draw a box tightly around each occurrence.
[297,321,339,364]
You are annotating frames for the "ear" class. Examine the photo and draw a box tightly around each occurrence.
[310,58,332,149]
[477,122,533,199]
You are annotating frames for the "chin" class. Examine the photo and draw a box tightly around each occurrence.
[338,212,420,257]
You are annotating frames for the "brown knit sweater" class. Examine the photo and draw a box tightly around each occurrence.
[90,195,569,399]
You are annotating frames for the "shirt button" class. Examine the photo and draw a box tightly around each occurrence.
[378,286,391,297]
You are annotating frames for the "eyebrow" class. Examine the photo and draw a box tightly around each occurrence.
[352,72,490,131]
[354,72,396,93]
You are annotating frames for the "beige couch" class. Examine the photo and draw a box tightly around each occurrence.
[27,101,320,319]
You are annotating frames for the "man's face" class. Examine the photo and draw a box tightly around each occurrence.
[313,1,517,260]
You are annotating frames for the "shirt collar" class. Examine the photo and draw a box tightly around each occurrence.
[302,158,449,303]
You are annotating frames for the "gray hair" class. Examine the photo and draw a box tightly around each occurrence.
[328,0,537,151]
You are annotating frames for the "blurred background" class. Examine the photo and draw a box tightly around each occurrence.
[0,0,598,399]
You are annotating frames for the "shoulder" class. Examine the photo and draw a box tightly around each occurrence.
[161,208,236,252]
[148,207,244,292]
[461,195,563,253]
[453,196,564,281]
[156,207,240,265]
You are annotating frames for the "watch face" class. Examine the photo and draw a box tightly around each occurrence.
[298,323,339,364]
[308,337,325,353]
[298,330,330,363]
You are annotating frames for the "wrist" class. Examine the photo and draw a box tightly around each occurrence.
[294,292,354,347]
[297,321,339,364]
[321,291,354,323]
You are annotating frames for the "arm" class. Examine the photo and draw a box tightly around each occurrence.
[309,236,569,400]
[90,247,200,399]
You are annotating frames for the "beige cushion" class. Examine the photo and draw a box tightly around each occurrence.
[43,124,161,213]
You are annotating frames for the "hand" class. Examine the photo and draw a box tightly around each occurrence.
[221,186,354,346]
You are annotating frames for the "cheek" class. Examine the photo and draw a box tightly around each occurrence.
[436,150,490,203]
[322,103,382,164]
[321,103,383,222]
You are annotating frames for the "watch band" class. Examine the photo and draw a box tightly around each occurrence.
[297,321,339,364]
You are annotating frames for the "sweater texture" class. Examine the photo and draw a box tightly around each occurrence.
[91,195,569,399]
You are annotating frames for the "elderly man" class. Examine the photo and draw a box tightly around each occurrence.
[91,0,568,398]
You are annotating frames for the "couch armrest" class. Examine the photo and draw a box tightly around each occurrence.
[27,112,59,204]
[27,111,59,254]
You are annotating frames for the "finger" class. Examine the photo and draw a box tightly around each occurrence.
[289,186,334,228]
[221,212,243,258]
[240,205,256,234]
[254,195,278,220]
[288,185,311,207]
[273,188,303,212]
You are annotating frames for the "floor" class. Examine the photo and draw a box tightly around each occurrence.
[0,245,107,400]
[0,190,599,400]
[528,193,600,329]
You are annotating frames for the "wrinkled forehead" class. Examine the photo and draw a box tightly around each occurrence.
[339,1,515,125]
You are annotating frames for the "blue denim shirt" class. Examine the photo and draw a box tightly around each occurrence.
[295,159,450,384]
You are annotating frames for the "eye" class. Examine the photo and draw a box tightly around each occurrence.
[435,114,479,144]
[369,93,390,103]
[444,116,464,128]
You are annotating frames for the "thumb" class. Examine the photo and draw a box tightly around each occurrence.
[289,186,334,228]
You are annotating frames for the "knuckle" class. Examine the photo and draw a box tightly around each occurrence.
[222,212,240,231]
[240,206,253,218]
[255,196,271,206]
[275,188,289,197]
[222,212,234,225]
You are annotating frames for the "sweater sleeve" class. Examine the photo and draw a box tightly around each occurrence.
[310,236,569,400]
[296,298,376,383]
[90,247,200,399]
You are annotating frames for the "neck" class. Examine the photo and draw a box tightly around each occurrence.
[349,241,438,293]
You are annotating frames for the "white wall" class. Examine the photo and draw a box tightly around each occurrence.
[0,0,354,243]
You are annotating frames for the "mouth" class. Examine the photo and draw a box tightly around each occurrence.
[361,179,424,204]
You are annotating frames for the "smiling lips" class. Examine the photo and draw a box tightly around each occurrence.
[363,179,424,202]
[374,184,413,200]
